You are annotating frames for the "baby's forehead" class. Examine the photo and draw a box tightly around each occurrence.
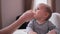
[37,4,47,8]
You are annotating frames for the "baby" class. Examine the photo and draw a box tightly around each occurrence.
[26,3,56,34]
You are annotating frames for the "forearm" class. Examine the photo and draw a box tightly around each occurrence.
[0,10,34,34]
[0,17,25,34]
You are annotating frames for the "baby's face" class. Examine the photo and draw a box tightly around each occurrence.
[34,5,49,20]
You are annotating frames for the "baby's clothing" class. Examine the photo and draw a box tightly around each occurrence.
[26,19,56,34]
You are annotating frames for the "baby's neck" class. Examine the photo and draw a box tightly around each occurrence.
[36,19,46,24]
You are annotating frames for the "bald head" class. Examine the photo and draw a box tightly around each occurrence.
[36,3,50,10]
[35,3,52,20]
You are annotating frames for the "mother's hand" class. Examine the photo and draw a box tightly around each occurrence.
[20,10,35,22]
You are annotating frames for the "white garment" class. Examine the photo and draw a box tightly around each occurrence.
[49,13,60,34]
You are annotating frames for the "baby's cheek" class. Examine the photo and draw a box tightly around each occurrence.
[35,11,44,18]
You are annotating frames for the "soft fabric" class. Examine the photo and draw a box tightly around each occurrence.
[26,19,56,34]
[49,13,60,34]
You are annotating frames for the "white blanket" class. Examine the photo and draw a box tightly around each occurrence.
[13,29,27,34]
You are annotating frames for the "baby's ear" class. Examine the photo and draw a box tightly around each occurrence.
[45,12,49,17]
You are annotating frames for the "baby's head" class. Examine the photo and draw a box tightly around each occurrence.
[34,3,52,21]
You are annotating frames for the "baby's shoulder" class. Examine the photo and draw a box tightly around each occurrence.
[46,20,54,26]
[46,20,52,23]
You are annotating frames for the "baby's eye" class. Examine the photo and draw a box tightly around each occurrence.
[37,8,40,10]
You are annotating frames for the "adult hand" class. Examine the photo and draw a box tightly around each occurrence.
[20,10,35,22]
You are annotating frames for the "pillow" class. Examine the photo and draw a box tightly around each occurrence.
[49,13,60,29]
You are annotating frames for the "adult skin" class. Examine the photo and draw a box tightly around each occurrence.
[0,10,34,34]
